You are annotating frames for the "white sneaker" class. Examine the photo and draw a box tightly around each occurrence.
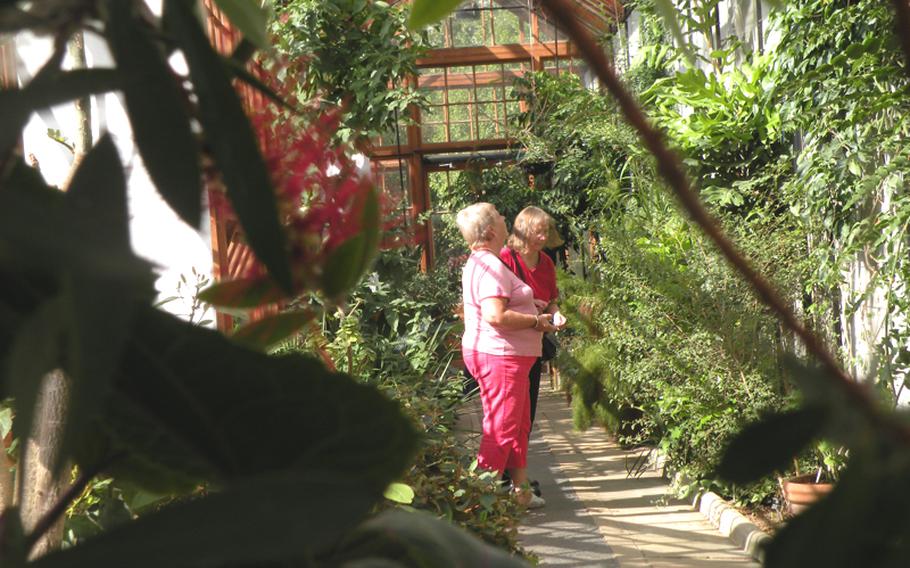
[525,493,546,509]
[514,488,546,509]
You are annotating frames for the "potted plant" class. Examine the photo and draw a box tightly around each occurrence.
[780,441,845,514]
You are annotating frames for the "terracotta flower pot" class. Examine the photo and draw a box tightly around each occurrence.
[781,473,835,515]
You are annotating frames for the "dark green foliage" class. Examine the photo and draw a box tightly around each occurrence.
[510,72,658,250]
[270,0,427,142]
[516,60,810,503]
[771,0,910,393]
[429,165,534,261]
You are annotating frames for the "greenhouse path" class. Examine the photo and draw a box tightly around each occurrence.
[459,386,759,567]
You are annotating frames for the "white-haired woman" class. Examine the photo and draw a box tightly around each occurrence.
[456,202,555,509]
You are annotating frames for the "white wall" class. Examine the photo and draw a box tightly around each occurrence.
[14,29,215,326]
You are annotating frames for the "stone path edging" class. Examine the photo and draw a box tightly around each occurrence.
[694,491,771,564]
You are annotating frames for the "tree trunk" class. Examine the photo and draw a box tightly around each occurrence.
[18,31,93,558]
[19,370,69,559]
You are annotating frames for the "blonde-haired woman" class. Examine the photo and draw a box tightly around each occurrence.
[501,206,564,438]
[456,202,555,509]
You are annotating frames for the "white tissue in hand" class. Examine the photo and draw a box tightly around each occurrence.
[552,312,567,326]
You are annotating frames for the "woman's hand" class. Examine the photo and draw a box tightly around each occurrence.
[535,313,557,333]
[551,310,567,331]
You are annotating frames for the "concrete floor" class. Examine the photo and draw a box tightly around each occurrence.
[459,386,760,567]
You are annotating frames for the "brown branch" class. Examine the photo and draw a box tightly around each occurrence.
[539,0,910,444]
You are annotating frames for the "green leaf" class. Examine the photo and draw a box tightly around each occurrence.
[0,406,11,438]
[166,0,292,292]
[847,160,862,177]
[407,0,461,29]
[383,482,415,504]
[106,0,202,228]
[335,510,529,567]
[716,406,828,484]
[322,235,367,298]
[231,309,315,351]
[198,277,285,308]
[320,186,381,299]
[82,307,418,493]
[32,471,378,568]
[213,0,272,49]
[651,0,697,68]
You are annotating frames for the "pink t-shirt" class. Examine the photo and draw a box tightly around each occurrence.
[462,250,542,357]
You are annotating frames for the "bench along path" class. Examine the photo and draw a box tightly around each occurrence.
[519,388,759,567]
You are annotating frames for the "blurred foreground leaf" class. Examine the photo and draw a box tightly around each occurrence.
[333,510,528,567]
[716,406,828,484]
[166,0,292,291]
[231,309,315,351]
[106,0,202,228]
[32,471,376,568]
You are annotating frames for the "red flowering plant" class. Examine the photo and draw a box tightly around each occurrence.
[200,97,404,349]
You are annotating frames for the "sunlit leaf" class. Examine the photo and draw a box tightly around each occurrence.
[383,482,414,504]
[166,0,292,292]
[407,0,461,29]
[650,0,696,68]
[106,0,202,228]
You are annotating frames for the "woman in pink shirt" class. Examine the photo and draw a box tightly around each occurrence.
[456,203,556,509]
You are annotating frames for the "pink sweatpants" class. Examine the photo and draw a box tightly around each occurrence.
[463,350,535,473]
